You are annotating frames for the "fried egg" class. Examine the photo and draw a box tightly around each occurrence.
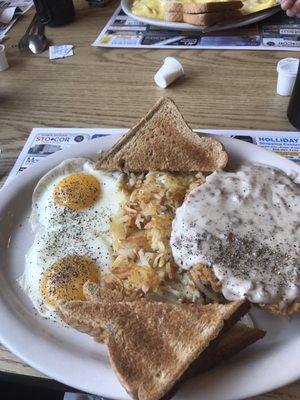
[18,158,126,321]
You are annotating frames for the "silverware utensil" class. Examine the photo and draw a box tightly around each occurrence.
[18,13,38,51]
[28,19,48,54]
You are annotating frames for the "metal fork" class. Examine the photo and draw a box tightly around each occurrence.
[18,13,38,51]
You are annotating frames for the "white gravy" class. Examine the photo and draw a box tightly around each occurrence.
[170,163,300,309]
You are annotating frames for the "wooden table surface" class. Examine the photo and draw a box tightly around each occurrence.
[0,0,299,398]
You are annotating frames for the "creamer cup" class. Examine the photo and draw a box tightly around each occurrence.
[154,57,184,89]
[277,58,299,96]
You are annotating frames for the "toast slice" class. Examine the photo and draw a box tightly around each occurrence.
[164,2,183,13]
[196,323,265,375]
[182,1,243,14]
[83,281,144,303]
[83,282,265,360]
[57,300,249,400]
[164,2,183,21]
[183,10,242,25]
[164,11,183,22]
[95,98,228,172]
[83,282,265,353]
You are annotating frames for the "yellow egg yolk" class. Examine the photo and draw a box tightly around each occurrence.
[54,173,101,210]
[40,255,100,306]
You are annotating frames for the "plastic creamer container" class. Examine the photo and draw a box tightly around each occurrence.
[277,58,300,96]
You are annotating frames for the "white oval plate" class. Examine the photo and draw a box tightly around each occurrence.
[0,134,300,400]
[121,0,279,32]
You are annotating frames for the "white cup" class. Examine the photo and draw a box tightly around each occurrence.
[154,57,184,89]
[0,44,9,71]
[277,58,299,96]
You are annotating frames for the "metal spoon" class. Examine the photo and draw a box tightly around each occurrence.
[28,20,48,54]
[18,13,38,50]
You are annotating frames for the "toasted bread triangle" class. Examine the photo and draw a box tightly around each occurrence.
[82,282,265,368]
[57,300,249,400]
[194,323,265,376]
[83,281,144,303]
[82,282,265,374]
[95,98,228,172]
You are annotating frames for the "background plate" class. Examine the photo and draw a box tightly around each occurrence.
[0,134,300,400]
[121,0,280,32]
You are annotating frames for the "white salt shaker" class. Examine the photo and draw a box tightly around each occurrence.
[277,58,299,96]
[154,57,184,89]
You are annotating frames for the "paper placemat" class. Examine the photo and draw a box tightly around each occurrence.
[92,6,300,50]
[4,127,300,186]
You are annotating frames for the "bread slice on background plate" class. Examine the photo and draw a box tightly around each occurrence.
[183,10,242,25]
[164,11,184,22]
[164,2,183,13]
[164,2,183,21]
[164,1,243,23]
[182,1,243,13]
[95,97,228,172]
[57,298,265,400]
